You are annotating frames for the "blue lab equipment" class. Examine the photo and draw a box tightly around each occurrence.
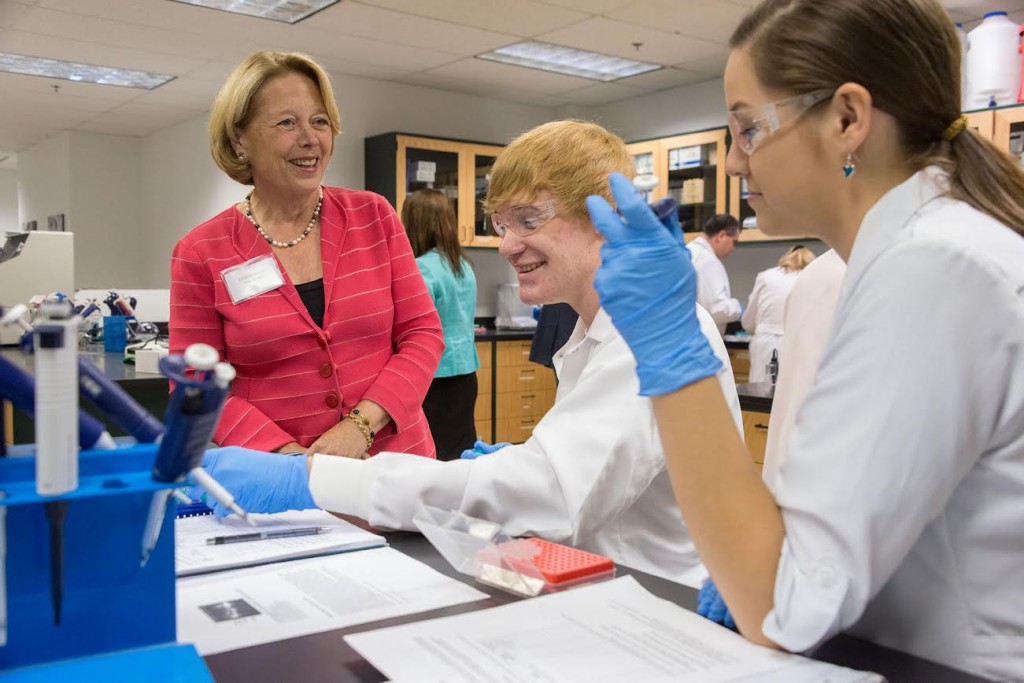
[102,315,128,353]
[587,173,722,395]
[0,355,115,451]
[77,358,163,443]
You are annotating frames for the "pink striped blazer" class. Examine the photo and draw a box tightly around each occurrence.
[169,186,444,457]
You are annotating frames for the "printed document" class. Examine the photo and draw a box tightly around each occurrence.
[177,547,489,655]
[345,576,882,683]
[175,509,386,576]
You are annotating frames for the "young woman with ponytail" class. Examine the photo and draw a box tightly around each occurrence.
[585,0,1024,678]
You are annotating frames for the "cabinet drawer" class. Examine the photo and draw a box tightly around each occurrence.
[495,416,540,444]
[475,391,492,422]
[495,389,555,420]
[476,366,492,395]
[496,340,534,367]
[475,420,492,443]
[741,410,769,464]
[495,364,556,393]
[476,341,492,368]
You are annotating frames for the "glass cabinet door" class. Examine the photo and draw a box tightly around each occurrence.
[464,145,503,248]
[659,130,727,236]
[626,140,663,203]
[992,105,1024,166]
[401,145,460,216]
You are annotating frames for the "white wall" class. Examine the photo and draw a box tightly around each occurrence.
[69,132,145,288]
[590,78,727,142]
[0,169,17,231]
[18,132,69,232]
[139,70,555,295]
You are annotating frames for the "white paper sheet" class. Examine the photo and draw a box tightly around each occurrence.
[345,576,882,683]
[177,547,489,655]
[175,510,386,577]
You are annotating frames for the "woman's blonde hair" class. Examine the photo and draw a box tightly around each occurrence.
[484,120,634,219]
[402,189,467,277]
[778,245,814,272]
[209,51,341,185]
[732,0,1024,237]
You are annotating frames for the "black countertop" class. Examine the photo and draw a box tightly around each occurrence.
[737,381,774,412]
[474,328,536,342]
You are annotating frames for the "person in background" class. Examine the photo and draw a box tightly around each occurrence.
[195,120,744,588]
[586,0,1024,677]
[528,302,578,376]
[740,245,815,382]
[690,214,742,334]
[401,189,480,461]
[170,51,443,459]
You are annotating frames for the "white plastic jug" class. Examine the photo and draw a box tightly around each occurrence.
[955,23,968,109]
[966,11,1021,108]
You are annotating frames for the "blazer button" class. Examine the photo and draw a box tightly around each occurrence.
[319,363,333,378]
[325,392,339,409]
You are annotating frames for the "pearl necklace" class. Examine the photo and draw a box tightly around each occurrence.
[244,186,323,248]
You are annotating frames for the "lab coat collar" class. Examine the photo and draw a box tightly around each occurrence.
[842,166,946,299]
[689,235,713,257]
[552,307,614,373]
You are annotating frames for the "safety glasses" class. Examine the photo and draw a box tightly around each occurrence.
[728,89,834,155]
[490,199,559,238]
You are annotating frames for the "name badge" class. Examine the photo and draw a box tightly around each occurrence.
[221,255,285,304]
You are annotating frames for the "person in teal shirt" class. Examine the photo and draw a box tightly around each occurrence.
[402,189,481,460]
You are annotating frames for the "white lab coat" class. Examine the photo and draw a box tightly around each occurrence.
[761,250,845,491]
[741,266,800,383]
[690,236,742,335]
[307,307,743,587]
[763,168,1024,680]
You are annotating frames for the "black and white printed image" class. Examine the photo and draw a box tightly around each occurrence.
[199,599,261,623]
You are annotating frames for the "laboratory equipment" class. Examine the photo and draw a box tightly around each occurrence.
[0,232,74,346]
[965,11,1021,108]
[414,505,614,598]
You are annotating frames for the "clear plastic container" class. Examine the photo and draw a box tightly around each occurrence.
[966,11,1021,108]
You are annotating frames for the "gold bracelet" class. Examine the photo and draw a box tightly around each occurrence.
[345,409,375,449]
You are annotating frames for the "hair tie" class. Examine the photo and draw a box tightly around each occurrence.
[942,115,968,142]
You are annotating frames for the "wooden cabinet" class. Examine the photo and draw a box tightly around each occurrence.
[365,133,504,248]
[941,105,1024,160]
[475,339,556,444]
[475,342,492,442]
[727,347,750,384]
[627,128,728,242]
[741,409,770,473]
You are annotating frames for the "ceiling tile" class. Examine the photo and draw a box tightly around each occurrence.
[607,0,748,41]
[419,55,595,95]
[561,81,646,106]
[621,66,717,91]
[311,2,518,55]
[537,16,724,65]
[355,0,590,37]
[537,0,633,11]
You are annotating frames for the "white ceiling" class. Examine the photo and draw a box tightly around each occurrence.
[0,0,1020,167]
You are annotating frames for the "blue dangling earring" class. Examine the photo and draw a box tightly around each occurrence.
[843,152,856,178]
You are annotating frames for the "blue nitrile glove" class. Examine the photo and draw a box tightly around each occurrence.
[586,172,723,395]
[460,440,512,460]
[697,578,737,631]
[196,446,317,518]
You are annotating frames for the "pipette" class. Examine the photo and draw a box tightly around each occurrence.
[140,345,248,566]
[33,301,79,627]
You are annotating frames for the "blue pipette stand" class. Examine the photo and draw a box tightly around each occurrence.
[0,444,213,680]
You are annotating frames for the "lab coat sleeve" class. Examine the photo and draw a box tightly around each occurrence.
[762,240,1014,651]
[308,306,742,538]
[169,238,294,450]
[359,200,444,433]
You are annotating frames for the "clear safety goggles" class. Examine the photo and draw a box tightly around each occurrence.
[490,199,559,238]
[728,89,834,155]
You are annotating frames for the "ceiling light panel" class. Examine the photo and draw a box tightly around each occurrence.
[0,53,174,89]
[477,41,662,82]
[169,0,339,24]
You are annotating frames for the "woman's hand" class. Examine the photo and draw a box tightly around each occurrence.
[308,420,369,459]
[276,441,307,455]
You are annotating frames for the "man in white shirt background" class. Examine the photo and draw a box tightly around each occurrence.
[689,214,742,335]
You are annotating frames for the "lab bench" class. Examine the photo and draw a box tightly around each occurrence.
[203,527,990,683]
[737,381,774,472]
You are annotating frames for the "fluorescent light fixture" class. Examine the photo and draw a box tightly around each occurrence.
[169,0,339,24]
[0,53,174,89]
[477,41,662,82]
